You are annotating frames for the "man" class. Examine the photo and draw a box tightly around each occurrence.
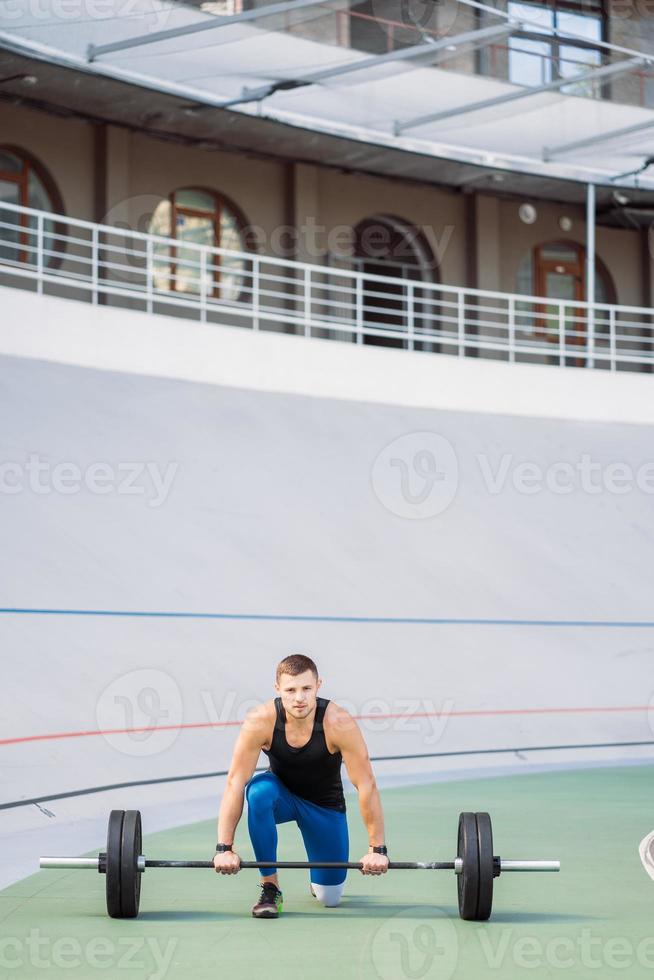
[213,654,389,917]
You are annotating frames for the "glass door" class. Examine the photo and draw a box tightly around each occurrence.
[535,242,586,366]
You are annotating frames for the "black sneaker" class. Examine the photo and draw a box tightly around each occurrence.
[251,882,283,918]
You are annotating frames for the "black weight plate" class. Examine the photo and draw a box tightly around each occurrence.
[475,812,494,921]
[120,810,142,919]
[106,810,125,918]
[457,811,479,920]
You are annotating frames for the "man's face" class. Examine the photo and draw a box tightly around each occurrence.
[275,670,321,721]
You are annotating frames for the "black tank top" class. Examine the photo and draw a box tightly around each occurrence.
[263,697,346,812]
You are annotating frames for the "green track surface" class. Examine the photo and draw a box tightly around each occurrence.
[2,765,653,980]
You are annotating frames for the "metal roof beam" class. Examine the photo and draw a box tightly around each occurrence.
[395,55,647,135]
[222,22,518,108]
[88,0,338,62]
[544,116,654,159]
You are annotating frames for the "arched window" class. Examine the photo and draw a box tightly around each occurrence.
[516,241,615,304]
[0,146,62,266]
[353,214,439,351]
[148,188,249,301]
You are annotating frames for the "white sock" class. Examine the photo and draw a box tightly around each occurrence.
[310,882,344,907]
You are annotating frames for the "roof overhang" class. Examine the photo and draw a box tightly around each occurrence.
[2,37,654,220]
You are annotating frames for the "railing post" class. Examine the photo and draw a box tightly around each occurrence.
[36,212,44,296]
[609,307,616,371]
[457,291,465,356]
[252,255,260,331]
[586,181,596,370]
[587,305,595,370]
[146,237,153,315]
[91,226,99,305]
[304,266,311,338]
[559,304,565,367]
[356,273,363,344]
[407,281,414,352]
[507,295,515,363]
[200,248,207,323]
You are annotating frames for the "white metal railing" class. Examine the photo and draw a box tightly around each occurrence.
[0,200,652,372]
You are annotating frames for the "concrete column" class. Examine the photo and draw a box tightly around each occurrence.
[474,194,501,292]
[92,125,130,308]
[464,193,501,358]
[92,124,107,224]
[105,125,130,223]
[92,123,130,225]
[293,162,321,265]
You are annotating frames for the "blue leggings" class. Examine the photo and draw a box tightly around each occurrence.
[245,771,349,886]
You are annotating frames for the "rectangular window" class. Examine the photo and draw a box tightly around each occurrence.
[507,0,604,90]
[509,37,553,86]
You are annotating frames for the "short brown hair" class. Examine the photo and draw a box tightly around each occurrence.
[276,654,319,683]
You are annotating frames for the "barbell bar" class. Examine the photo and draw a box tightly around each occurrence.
[39,809,559,922]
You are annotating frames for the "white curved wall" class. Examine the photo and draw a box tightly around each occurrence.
[1,289,653,887]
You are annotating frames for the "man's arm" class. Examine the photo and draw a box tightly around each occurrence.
[328,706,388,875]
[214,704,271,874]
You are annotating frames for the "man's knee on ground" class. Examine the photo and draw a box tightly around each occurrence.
[311,882,344,907]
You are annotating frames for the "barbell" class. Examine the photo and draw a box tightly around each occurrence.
[39,809,559,921]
